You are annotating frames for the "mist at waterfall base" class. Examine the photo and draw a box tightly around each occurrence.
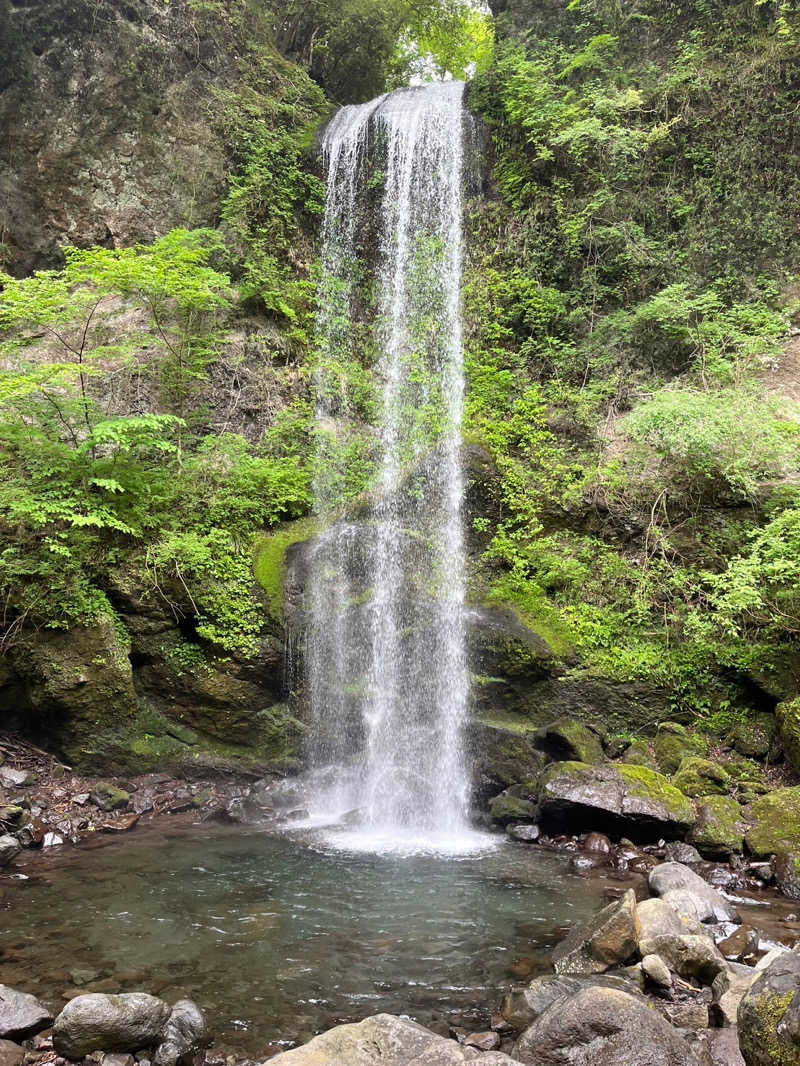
[301,83,488,855]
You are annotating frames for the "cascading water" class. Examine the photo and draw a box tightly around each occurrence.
[305,81,484,853]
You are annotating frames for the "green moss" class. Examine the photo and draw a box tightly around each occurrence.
[746,788,800,858]
[672,756,730,797]
[689,795,744,857]
[478,711,539,735]
[615,763,695,823]
[253,516,321,619]
[740,991,796,1066]
[484,574,574,659]
[619,739,657,770]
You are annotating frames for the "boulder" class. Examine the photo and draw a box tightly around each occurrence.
[0,837,21,869]
[619,739,658,770]
[53,993,171,1058]
[470,714,547,791]
[552,889,640,976]
[534,718,604,764]
[777,700,800,775]
[712,969,755,1028]
[265,1014,520,1064]
[513,985,701,1065]
[689,797,746,858]
[774,854,800,901]
[641,953,672,989]
[90,784,131,813]
[649,863,739,923]
[537,761,695,838]
[153,1001,208,1066]
[500,974,641,1032]
[738,949,800,1066]
[0,987,53,1041]
[673,758,731,798]
[636,896,708,940]
[489,791,535,825]
[745,789,800,858]
[654,723,706,775]
[0,1041,24,1066]
[664,841,703,864]
[506,823,540,843]
[698,1027,747,1066]
[638,934,728,984]
[730,713,778,760]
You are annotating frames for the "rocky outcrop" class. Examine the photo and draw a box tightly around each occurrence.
[0,0,297,273]
[537,761,695,838]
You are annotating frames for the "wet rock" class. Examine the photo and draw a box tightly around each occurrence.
[132,792,155,815]
[689,797,746,858]
[637,897,704,941]
[489,791,535,825]
[650,862,739,923]
[712,969,755,1028]
[719,926,760,963]
[464,1031,500,1051]
[101,815,140,834]
[584,832,612,853]
[71,971,101,987]
[640,934,728,984]
[552,889,640,976]
[745,788,800,858]
[641,953,672,989]
[53,993,171,1058]
[673,759,731,798]
[537,761,695,838]
[265,1013,520,1064]
[153,1000,208,1066]
[0,808,25,828]
[0,837,21,869]
[513,985,701,1065]
[506,823,540,843]
[190,790,212,810]
[0,1040,24,1066]
[738,948,800,1066]
[664,841,702,864]
[534,718,604,764]
[0,987,53,1040]
[89,784,131,813]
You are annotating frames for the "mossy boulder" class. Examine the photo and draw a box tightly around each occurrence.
[89,783,131,813]
[730,712,779,760]
[774,854,800,902]
[619,738,658,770]
[745,789,800,858]
[534,717,604,764]
[777,699,800,776]
[537,761,695,840]
[673,757,731,798]
[654,723,707,775]
[738,949,800,1066]
[489,791,536,825]
[470,714,547,791]
[688,796,746,858]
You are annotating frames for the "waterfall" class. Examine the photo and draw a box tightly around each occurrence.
[306,82,480,853]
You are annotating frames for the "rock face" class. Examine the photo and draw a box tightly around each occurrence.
[534,718,604,764]
[738,949,800,1066]
[0,987,53,1041]
[53,993,171,1058]
[0,0,291,273]
[552,889,640,976]
[265,1013,521,1064]
[513,985,701,1065]
[537,761,695,838]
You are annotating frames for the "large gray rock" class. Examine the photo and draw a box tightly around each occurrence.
[153,1001,208,1066]
[738,949,800,1066]
[0,986,53,1040]
[552,889,640,975]
[649,862,739,923]
[712,969,755,1028]
[513,985,700,1065]
[639,934,728,984]
[636,897,707,941]
[53,993,171,1058]
[264,1014,521,1064]
[537,762,695,837]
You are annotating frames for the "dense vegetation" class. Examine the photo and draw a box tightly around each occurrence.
[464,0,800,719]
[0,0,797,738]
